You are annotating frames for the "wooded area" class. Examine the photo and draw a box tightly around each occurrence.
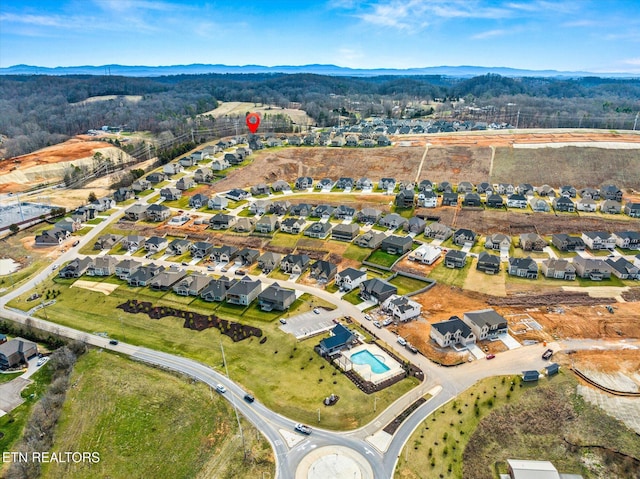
[0,72,639,158]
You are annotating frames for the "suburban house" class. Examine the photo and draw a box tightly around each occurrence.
[94,234,122,250]
[552,196,575,212]
[540,258,576,280]
[453,228,477,247]
[519,233,548,251]
[462,309,508,340]
[208,196,229,210]
[506,459,583,479]
[114,187,135,202]
[486,193,504,209]
[226,188,251,202]
[226,277,262,305]
[316,178,335,190]
[309,260,338,283]
[484,233,511,252]
[194,167,213,183]
[405,216,426,234]
[54,217,82,234]
[430,316,476,348]
[536,185,556,197]
[209,213,236,230]
[506,194,528,208]
[408,244,442,265]
[417,179,432,192]
[270,200,291,216]
[59,257,93,278]
[331,223,359,242]
[304,222,332,239]
[189,193,209,209]
[508,257,538,279]
[281,254,311,275]
[381,235,413,255]
[457,181,474,194]
[381,295,422,321]
[173,273,212,296]
[357,208,383,224]
[295,176,314,189]
[444,250,467,269]
[560,185,577,197]
[167,239,191,256]
[359,278,398,304]
[211,245,239,263]
[572,257,612,280]
[614,231,640,250]
[200,277,238,302]
[417,190,438,207]
[600,200,622,214]
[581,231,615,250]
[250,183,270,196]
[442,192,459,206]
[160,187,182,201]
[379,213,408,230]
[496,183,515,195]
[280,217,306,234]
[600,184,623,201]
[124,204,149,221]
[128,263,164,286]
[191,241,214,258]
[175,177,195,191]
[123,235,146,251]
[624,202,640,218]
[333,205,356,220]
[0,338,38,369]
[311,204,334,219]
[255,215,279,233]
[146,204,171,222]
[236,248,259,266]
[318,324,356,357]
[356,177,374,190]
[606,257,640,279]
[336,177,355,190]
[115,259,141,280]
[271,180,291,193]
[577,197,597,212]
[552,234,586,251]
[476,251,501,274]
[395,189,415,208]
[144,236,169,253]
[425,222,453,241]
[516,183,533,196]
[478,182,494,194]
[178,156,197,167]
[462,192,482,207]
[335,267,367,292]
[437,181,453,193]
[257,251,282,273]
[529,197,551,212]
[290,203,312,217]
[211,157,230,171]
[146,172,166,184]
[86,255,118,276]
[233,217,256,233]
[163,162,183,176]
[149,267,187,291]
[258,282,296,311]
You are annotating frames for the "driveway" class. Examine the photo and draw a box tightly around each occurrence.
[0,377,30,417]
[499,333,522,350]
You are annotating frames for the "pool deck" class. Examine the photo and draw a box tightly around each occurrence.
[346,343,404,385]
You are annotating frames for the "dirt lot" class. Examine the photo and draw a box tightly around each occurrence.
[569,349,640,375]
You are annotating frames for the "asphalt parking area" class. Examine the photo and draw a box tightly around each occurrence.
[280,308,345,339]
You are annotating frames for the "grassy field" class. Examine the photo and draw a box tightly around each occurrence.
[268,232,300,249]
[427,262,471,288]
[463,259,507,296]
[7,278,417,430]
[397,371,640,479]
[0,363,53,456]
[39,350,274,479]
[388,275,431,295]
[0,371,23,385]
[366,250,401,268]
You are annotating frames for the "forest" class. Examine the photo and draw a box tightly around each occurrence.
[0,72,639,158]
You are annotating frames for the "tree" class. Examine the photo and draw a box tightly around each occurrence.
[9,224,20,234]
[87,191,98,203]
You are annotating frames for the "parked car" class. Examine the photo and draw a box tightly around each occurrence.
[72,240,80,247]
[373,321,382,328]
[52,264,59,270]
[406,344,418,354]
[313,308,321,314]
[279,318,287,325]
[542,349,554,360]
[485,354,496,360]
[244,393,255,403]
[215,384,227,393]
[235,270,246,276]
[109,339,119,346]
[364,314,373,321]
[36,357,47,366]
[382,318,393,327]
[397,337,407,346]
[294,423,312,435]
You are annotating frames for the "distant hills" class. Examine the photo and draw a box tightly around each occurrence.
[2,63,638,78]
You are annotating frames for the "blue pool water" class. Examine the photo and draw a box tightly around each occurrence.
[350,350,390,374]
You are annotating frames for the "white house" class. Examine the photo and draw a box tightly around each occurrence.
[382,294,422,322]
[408,244,442,265]
[334,267,367,292]
[430,317,476,348]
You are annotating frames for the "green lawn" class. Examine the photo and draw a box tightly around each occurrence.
[268,233,300,249]
[365,250,401,268]
[389,275,431,295]
[8,277,404,430]
[342,289,363,305]
[0,371,22,384]
[40,350,274,479]
[85,217,105,225]
[391,206,415,218]
[161,196,190,209]
[427,262,471,288]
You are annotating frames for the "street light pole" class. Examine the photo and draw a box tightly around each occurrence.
[317,408,321,423]
[220,340,247,460]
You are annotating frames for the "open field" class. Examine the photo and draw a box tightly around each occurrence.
[8,277,418,430]
[419,145,492,185]
[201,100,314,126]
[40,350,274,479]
[396,371,640,479]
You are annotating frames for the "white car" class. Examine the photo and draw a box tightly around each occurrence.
[52,264,59,270]
[364,314,373,321]
[215,384,226,393]
[294,423,312,435]
[36,357,47,367]
[373,321,382,329]
[397,337,407,346]
[382,318,393,326]
[313,308,320,315]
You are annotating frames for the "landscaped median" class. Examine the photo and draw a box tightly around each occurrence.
[7,275,421,430]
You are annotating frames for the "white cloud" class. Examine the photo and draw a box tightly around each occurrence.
[472,29,509,40]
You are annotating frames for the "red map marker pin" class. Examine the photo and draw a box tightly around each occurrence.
[246,113,261,134]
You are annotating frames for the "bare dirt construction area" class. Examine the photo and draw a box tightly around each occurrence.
[570,349,640,377]
[0,139,115,193]
[71,279,118,295]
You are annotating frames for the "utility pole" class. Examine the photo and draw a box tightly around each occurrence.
[191,129,195,143]
[633,112,639,131]
[220,340,247,459]
[515,110,520,129]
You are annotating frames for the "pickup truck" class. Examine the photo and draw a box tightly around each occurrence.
[542,349,554,360]
[294,423,312,435]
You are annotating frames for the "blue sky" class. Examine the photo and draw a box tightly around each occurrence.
[1,0,640,73]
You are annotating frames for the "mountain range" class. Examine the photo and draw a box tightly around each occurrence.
[2,63,638,78]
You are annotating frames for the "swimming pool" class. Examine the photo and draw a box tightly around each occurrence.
[350,350,390,374]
